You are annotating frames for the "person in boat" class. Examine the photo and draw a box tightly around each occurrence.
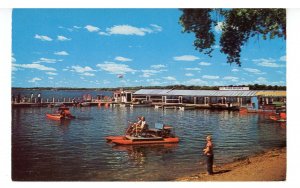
[135,116,147,136]
[203,135,214,175]
[59,106,72,119]
[126,116,141,135]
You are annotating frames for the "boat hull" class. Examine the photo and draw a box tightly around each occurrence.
[106,136,125,141]
[46,114,62,120]
[46,114,75,121]
[111,137,179,145]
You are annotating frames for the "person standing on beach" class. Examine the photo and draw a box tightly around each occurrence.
[203,135,214,175]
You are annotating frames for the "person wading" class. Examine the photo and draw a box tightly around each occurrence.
[203,135,214,175]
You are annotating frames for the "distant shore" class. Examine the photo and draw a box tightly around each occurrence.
[177,147,286,181]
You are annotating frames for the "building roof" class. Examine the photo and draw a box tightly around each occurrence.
[133,89,286,97]
[255,91,286,97]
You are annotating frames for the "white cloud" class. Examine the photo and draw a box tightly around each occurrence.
[13,63,56,71]
[57,35,71,41]
[243,68,265,74]
[184,78,208,85]
[46,72,57,75]
[12,53,16,63]
[146,79,162,85]
[232,68,239,72]
[163,76,176,81]
[199,62,211,66]
[173,55,199,61]
[48,77,54,80]
[28,77,42,83]
[140,72,154,78]
[34,34,52,41]
[215,22,224,33]
[223,76,239,82]
[151,64,167,69]
[54,51,69,56]
[255,77,268,84]
[84,25,100,32]
[33,58,62,64]
[150,24,163,32]
[81,72,95,76]
[140,68,166,78]
[98,32,110,36]
[202,75,219,79]
[253,58,285,68]
[71,65,96,73]
[185,67,201,71]
[96,62,136,74]
[185,73,194,77]
[279,55,286,62]
[115,56,132,62]
[106,25,152,36]
[73,26,81,29]
[98,24,162,36]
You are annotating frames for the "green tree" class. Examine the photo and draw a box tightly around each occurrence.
[179,9,286,66]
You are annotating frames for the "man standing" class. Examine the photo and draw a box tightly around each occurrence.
[203,135,214,175]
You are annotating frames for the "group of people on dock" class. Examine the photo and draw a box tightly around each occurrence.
[12,93,41,103]
[126,116,147,136]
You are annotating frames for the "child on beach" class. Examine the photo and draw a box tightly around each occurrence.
[203,135,214,175]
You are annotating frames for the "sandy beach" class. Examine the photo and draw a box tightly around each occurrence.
[177,147,286,181]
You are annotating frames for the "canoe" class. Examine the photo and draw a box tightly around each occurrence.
[46,113,62,120]
[111,135,179,145]
[46,113,75,121]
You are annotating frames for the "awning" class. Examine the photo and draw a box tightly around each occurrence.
[255,91,286,97]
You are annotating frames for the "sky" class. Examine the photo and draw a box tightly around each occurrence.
[11,9,286,88]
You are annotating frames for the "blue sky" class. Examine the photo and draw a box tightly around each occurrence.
[11,9,286,88]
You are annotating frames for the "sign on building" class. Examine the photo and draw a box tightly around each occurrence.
[219,87,250,91]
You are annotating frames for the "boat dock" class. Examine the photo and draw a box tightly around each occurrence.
[12,87,286,113]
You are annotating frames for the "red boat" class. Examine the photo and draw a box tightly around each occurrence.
[106,123,179,145]
[110,135,179,145]
[269,111,286,122]
[46,107,75,121]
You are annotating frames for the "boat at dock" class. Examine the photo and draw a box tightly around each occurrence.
[269,111,286,122]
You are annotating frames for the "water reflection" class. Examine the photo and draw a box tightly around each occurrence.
[112,144,178,166]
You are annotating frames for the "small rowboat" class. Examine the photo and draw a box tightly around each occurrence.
[46,107,75,121]
[46,113,75,120]
[110,135,179,145]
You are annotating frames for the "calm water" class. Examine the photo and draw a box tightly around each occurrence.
[12,106,286,181]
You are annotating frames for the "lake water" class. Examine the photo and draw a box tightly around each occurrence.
[11,104,286,181]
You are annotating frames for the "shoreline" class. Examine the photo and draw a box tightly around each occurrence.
[176,147,286,181]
